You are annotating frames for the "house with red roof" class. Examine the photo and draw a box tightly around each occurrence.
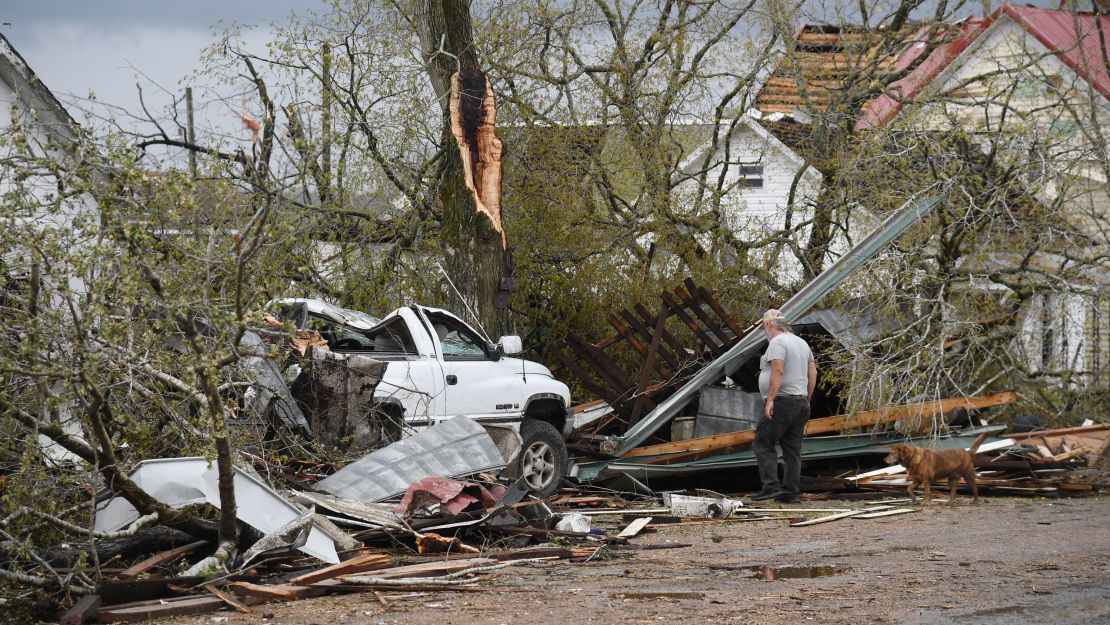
[859,5,1110,130]
[862,5,1110,380]
[750,4,1110,384]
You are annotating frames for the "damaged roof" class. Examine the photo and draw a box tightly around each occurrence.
[753,24,916,117]
[759,6,1110,132]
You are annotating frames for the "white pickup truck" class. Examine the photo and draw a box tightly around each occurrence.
[271,299,573,496]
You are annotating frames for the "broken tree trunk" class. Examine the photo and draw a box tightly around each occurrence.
[416,0,509,335]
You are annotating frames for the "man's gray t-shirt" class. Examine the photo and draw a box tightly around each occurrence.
[758,332,814,399]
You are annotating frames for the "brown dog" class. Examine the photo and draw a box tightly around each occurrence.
[884,444,980,505]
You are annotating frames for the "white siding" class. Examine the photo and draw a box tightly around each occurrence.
[678,119,822,284]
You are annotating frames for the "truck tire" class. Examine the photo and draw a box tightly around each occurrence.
[517,419,567,497]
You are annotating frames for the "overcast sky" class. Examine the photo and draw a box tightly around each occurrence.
[3,0,1058,129]
[2,1,317,121]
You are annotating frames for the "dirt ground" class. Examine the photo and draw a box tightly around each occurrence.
[169,496,1110,625]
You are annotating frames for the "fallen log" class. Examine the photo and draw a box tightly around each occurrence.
[626,391,1016,464]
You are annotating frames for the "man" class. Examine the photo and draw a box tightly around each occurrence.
[750,309,817,504]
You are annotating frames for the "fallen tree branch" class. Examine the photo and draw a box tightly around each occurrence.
[7,508,159,539]
[184,539,236,576]
[0,567,95,594]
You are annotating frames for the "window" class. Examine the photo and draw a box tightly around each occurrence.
[738,164,763,189]
[364,317,417,355]
[305,315,378,351]
[429,315,490,360]
[1041,294,1055,370]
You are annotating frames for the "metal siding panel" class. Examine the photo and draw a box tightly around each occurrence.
[313,416,505,502]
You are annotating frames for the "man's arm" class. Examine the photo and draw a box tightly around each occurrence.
[807,361,817,402]
[764,359,784,419]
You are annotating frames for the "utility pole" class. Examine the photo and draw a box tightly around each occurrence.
[321,43,332,203]
[185,86,197,178]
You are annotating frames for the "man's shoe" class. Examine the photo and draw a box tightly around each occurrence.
[750,490,785,502]
[775,495,801,504]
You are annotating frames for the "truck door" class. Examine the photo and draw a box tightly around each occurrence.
[367,309,446,426]
[420,309,523,423]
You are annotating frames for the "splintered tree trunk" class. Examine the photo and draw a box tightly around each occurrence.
[416,0,509,336]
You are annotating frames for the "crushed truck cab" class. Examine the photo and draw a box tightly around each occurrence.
[272,299,573,495]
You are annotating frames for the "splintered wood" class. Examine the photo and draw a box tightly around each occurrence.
[625,391,1017,463]
[289,551,392,585]
[448,71,505,249]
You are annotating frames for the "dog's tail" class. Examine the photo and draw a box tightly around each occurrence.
[966,430,990,454]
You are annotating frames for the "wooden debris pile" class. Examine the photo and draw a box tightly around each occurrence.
[553,278,750,439]
[52,479,657,624]
[849,423,1110,497]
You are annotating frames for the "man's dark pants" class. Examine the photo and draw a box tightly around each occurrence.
[753,395,811,497]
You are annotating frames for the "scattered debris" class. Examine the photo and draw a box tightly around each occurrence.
[663,492,742,518]
[852,423,1110,497]
[93,457,341,563]
[555,512,592,533]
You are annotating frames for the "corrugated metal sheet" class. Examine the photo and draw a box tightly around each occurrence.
[94,458,340,563]
[313,416,506,502]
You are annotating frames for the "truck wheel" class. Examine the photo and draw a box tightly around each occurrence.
[518,419,567,497]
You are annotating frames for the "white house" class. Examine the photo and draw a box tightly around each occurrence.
[748,7,1110,385]
[674,114,824,284]
[1,32,92,262]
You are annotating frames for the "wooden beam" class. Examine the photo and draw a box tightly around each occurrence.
[339,558,496,580]
[625,391,1017,463]
[627,305,669,427]
[619,308,680,370]
[117,540,209,580]
[550,346,623,405]
[610,313,672,377]
[660,291,719,351]
[617,517,652,538]
[634,303,686,363]
[565,334,636,400]
[60,595,100,625]
[1005,424,1109,440]
[789,506,893,527]
[853,508,916,519]
[289,552,392,586]
[97,596,228,622]
[608,313,651,358]
[203,584,252,614]
[674,285,732,350]
[227,581,325,602]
